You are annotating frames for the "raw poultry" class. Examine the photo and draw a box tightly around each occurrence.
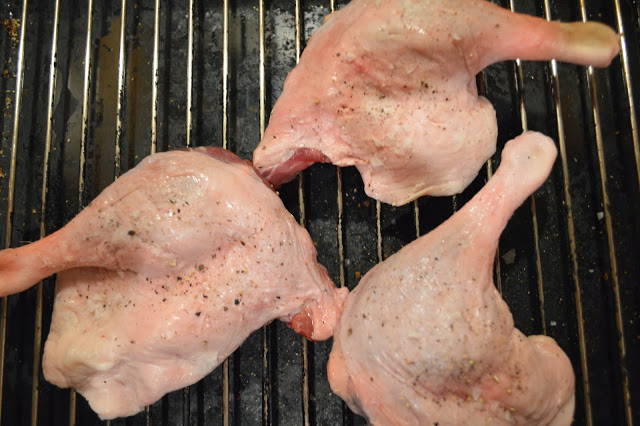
[253,0,620,205]
[327,132,575,425]
[0,147,347,419]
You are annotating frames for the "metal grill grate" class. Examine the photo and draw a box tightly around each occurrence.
[0,0,638,425]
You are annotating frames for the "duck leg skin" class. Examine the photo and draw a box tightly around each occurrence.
[327,131,574,425]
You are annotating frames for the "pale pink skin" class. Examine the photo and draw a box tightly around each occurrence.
[327,132,575,425]
[253,0,620,206]
[0,147,347,419]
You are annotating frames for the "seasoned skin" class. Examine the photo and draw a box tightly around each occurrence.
[327,132,575,425]
[0,147,347,419]
[253,0,620,205]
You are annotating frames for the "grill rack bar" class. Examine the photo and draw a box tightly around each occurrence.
[147,1,161,423]
[542,1,593,424]
[79,0,94,211]
[1,0,29,422]
[222,0,229,154]
[376,200,382,262]
[413,201,420,238]
[516,57,547,335]
[509,44,548,335]
[73,0,96,422]
[612,0,640,192]
[585,64,632,425]
[114,0,127,178]
[550,55,594,426]
[578,3,632,424]
[507,0,547,337]
[30,1,62,424]
[183,0,196,420]
[185,0,194,149]
[331,0,346,295]
[222,0,230,423]
[257,1,272,424]
[336,168,345,288]
[150,0,160,156]
[258,0,266,142]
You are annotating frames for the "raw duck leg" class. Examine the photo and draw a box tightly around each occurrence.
[0,147,347,419]
[253,0,619,205]
[327,132,574,425]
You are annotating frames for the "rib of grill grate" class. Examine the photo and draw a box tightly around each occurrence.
[0,0,638,425]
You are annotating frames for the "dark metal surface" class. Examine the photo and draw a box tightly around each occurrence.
[0,0,639,425]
